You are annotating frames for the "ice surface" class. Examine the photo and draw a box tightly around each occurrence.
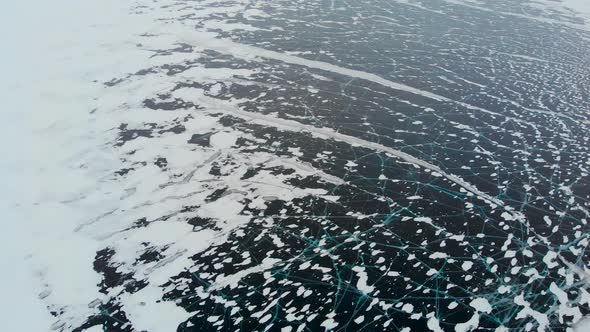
[2,0,589,331]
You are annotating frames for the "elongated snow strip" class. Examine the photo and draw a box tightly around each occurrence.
[439,0,590,32]
[234,107,507,207]
[183,91,507,208]
[181,32,587,124]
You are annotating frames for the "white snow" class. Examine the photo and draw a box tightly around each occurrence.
[461,261,474,271]
[321,318,339,331]
[429,252,449,259]
[210,131,238,149]
[427,314,444,332]
[514,293,550,330]
[121,286,191,332]
[470,298,492,313]
[401,303,414,313]
[0,0,137,329]
[556,0,590,15]
[575,316,590,332]
[455,313,479,332]
[211,258,280,291]
[352,266,375,294]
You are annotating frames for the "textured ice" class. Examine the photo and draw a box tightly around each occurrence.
[3,0,590,331]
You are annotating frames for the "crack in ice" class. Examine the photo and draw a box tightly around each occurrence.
[175,89,509,208]
[180,32,587,127]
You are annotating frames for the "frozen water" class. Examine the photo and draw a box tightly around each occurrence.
[2,0,590,331]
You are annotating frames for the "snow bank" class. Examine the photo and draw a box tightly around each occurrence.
[0,0,136,329]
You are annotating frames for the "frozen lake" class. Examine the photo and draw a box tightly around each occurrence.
[2,0,590,331]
